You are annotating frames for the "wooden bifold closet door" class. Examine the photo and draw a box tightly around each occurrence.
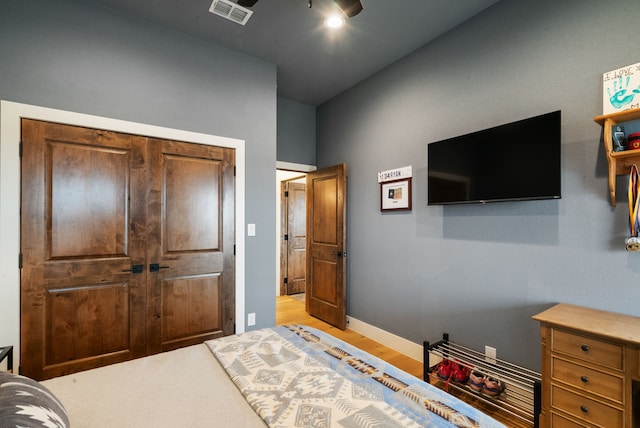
[20,119,235,380]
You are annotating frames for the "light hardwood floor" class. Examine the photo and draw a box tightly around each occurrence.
[275,294,531,428]
[276,294,423,378]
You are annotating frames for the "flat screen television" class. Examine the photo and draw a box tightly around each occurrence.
[427,110,561,205]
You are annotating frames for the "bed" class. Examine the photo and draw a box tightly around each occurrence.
[3,325,506,427]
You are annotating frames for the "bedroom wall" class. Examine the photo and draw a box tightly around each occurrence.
[317,0,640,370]
[0,0,278,343]
[277,97,316,166]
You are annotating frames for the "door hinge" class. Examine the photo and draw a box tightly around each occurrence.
[284,234,288,241]
[234,166,236,177]
[18,253,23,269]
[284,191,289,197]
[19,141,23,158]
[233,244,236,255]
[234,323,236,334]
[284,277,288,284]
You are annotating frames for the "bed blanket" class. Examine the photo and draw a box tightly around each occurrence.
[206,325,505,428]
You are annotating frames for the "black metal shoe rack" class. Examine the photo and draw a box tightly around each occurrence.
[424,333,541,428]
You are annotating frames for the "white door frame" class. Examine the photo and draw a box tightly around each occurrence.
[0,100,246,371]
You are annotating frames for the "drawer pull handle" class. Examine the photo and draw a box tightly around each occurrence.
[580,344,590,352]
[580,375,589,383]
[580,405,589,413]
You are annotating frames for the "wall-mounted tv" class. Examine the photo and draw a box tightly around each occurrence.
[427,110,561,205]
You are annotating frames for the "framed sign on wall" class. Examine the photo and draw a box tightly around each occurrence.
[380,178,412,211]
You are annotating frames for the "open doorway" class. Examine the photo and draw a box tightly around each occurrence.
[276,169,309,301]
[275,163,348,329]
[279,176,307,296]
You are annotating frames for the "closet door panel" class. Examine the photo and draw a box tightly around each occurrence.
[20,119,148,380]
[146,139,235,353]
[161,274,222,343]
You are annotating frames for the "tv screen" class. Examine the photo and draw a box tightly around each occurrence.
[427,110,561,205]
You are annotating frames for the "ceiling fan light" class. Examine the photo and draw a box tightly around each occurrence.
[326,15,345,28]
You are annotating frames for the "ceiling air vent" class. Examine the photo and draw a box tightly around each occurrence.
[209,0,253,26]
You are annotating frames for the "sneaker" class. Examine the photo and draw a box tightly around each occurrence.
[483,377,505,397]
[467,370,485,393]
[450,362,470,384]
[436,359,452,381]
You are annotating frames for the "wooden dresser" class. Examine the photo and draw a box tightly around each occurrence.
[533,304,640,427]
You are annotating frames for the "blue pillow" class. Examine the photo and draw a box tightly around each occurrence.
[0,371,69,427]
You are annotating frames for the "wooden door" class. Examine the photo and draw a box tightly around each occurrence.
[306,164,347,329]
[20,120,149,379]
[20,120,235,379]
[280,180,306,295]
[146,138,235,354]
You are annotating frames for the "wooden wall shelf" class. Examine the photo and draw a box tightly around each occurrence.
[594,107,640,206]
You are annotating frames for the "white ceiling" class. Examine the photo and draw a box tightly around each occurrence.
[82,0,500,105]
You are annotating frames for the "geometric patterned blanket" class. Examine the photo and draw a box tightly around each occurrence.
[205,325,506,428]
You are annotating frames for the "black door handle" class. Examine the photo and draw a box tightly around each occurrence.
[122,264,144,274]
[149,263,170,272]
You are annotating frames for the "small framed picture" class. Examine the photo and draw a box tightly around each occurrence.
[380,178,412,211]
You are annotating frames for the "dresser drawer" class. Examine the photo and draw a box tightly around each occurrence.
[552,329,624,371]
[551,384,623,427]
[550,411,592,427]
[552,357,624,403]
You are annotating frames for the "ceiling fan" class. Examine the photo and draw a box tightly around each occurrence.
[239,0,363,17]
[210,0,363,26]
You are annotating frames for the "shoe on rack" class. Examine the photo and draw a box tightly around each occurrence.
[450,362,470,384]
[482,377,505,397]
[436,359,452,381]
[467,370,485,393]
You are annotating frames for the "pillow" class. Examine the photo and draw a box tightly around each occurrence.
[0,371,69,427]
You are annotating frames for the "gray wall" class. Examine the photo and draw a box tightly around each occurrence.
[277,97,316,165]
[0,0,277,328]
[317,0,640,370]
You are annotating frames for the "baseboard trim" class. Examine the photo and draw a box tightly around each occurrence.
[346,316,424,364]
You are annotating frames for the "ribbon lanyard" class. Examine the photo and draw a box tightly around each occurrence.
[628,164,640,238]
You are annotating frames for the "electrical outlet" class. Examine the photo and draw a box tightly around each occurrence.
[247,312,256,326]
[485,345,497,364]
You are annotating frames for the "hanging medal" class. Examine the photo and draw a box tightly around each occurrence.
[625,164,640,251]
